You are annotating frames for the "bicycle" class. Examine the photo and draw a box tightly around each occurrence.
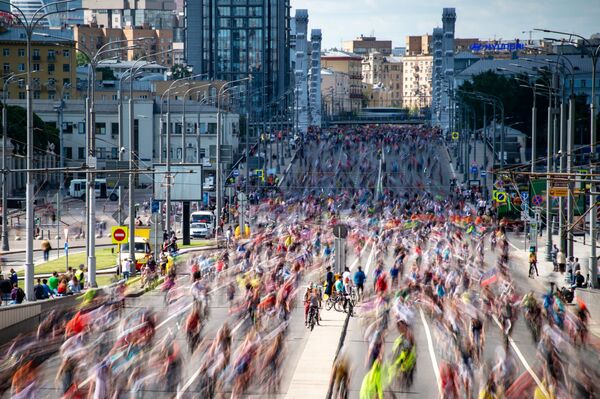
[307,305,319,331]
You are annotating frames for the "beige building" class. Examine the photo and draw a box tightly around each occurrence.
[342,35,392,56]
[402,55,433,109]
[0,27,77,100]
[73,25,175,67]
[362,53,403,107]
[321,51,363,112]
[321,68,351,116]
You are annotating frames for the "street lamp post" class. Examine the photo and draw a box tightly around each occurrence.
[216,77,251,243]
[2,72,30,252]
[0,0,80,299]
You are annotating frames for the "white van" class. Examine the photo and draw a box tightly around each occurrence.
[190,211,215,237]
[68,178,118,201]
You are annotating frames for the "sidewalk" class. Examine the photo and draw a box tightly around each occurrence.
[285,309,347,398]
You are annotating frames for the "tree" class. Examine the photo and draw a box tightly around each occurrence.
[0,104,59,156]
[96,67,116,81]
[170,64,191,80]
[76,51,90,67]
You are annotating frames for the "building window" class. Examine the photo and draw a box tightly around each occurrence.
[95,122,106,135]
[64,147,72,160]
[18,92,25,99]
[64,92,70,100]
[32,48,40,60]
[33,91,40,99]
[18,63,25,72]
[48,63,55,73]
[111,147,118,159]
[2,63,9,74]
[63,49,70,57]
[63,78,71,87]
[78,122,85,134]
[63,64,70,72]
[60,122,72,134]
[48,49,55,60]
[2,48,8,56]
[111,123,119,136]
[33,63,40,71]
[97,148,106,159]
[78,147,85,159]
[48,91,55,100]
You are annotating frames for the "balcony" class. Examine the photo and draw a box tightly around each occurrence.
[32,55,41,61]
[47,55,56,62]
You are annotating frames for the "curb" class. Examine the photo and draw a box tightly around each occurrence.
[325,310,352,399]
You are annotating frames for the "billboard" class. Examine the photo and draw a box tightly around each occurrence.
[153,164,203,202]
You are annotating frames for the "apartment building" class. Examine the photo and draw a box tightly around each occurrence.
[0,27,77,100]
[321,51,363,113]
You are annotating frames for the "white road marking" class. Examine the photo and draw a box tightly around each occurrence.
[491,315,549,397]
[419,308,441,395]
[363,244,376,274]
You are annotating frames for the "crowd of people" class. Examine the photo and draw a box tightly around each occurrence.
[0,124,597,399]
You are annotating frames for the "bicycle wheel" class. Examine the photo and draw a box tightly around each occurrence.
[326,298,334,311]
[334,299,345,312]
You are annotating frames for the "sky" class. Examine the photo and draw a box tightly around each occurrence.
[292,0,600,50]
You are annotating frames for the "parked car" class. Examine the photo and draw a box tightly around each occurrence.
[190,222,210,238]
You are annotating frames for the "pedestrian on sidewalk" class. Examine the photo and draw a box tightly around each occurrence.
[9,268,18,287]
[41,240,52,261]
[556,249,566,274]
[551,244,558,271]
[528,251,539,278]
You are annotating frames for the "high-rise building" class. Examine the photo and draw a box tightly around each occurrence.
[10,0,83,27]
[342,35,392,56]
[431,28,443,125]
[184,0,291,114]
[308,28,322,127]
[440,7,456,129]
[293,9,309,133]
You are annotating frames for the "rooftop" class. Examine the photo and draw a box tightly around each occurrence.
[0,27,74,43]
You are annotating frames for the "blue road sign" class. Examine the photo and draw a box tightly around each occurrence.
[232,169,240,177]
[64,242,69,254]
[203,192,209,206]
[520,192,529,201]
[480,170,487,177]
[470,166,478,174]
[151,200,160,214]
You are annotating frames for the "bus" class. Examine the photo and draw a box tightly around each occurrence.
[358,107,408,120]
[68,178,118,201]
[190,211,215,237]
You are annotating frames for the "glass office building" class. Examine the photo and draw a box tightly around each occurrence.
[185,0,291,114]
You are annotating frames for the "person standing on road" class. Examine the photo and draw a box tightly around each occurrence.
[41,240,52,261]
[353,266,366,300]
[528,251,538,278]
[324,266,334,297]
[556,249,566,274]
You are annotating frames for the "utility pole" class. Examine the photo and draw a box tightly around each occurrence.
[559,99,567,253]
[567,94,575,257]
[545,95,554,261]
